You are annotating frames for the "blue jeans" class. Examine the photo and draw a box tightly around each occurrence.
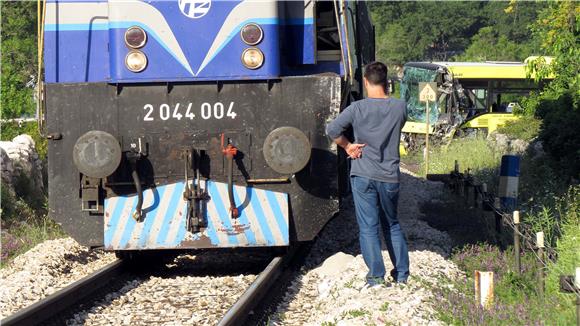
[350,175,409,283]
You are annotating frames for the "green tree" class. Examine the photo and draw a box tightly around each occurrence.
[459,1,547,61]
[457,26,530,61]
[1,1,38,119]
[527,1,579,106]
[370,2,485,64]
[525,1,580,178]
[370,1,547,65]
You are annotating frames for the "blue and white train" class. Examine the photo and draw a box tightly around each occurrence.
[43,0,374,253]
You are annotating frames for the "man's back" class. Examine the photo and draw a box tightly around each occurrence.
[326,97,407,183]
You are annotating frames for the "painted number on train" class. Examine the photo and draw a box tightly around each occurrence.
[143,102,237,121]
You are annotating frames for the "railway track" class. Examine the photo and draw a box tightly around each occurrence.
[1,259,126,326]
[1,248,301,326]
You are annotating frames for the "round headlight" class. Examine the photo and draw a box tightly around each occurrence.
[263,126,311,174]
[240,23,263,45]
[125,50,148,73]
[124,26,147,49]
[241,48,264,70]
[73,130,122,178]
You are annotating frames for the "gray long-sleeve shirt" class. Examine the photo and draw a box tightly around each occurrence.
[326,98,407,183]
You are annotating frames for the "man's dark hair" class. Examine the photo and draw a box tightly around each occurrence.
[363,62,388,91]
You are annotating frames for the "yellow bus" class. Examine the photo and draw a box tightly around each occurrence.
[399,58,552,150]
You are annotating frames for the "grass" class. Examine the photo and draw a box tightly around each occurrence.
[379,302,389,312]
[406,127,579,324]
[1,176,65,268]
[435,237,577,325]
[1,216,64,268]
[344,277,358,288]
[405,136,504,192]
[343,309,369,318]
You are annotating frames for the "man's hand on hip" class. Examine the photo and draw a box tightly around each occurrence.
[332,135,365,159]
[345,143,365,159]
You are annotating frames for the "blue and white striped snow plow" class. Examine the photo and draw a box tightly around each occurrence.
[104,180,289,250]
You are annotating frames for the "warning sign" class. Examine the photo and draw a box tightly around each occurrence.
[419,82,437,102]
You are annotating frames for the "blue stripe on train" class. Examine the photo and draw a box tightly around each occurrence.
[248,187,276,245]
[138,186,166,248]
[207,182,239,246]
[232,187,257,245]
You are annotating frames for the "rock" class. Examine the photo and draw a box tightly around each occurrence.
[0,134,44,196]
[488,132,510,153]
[488,132,530,154]
[511,139,529,154]
[312,252,355,278]
[0,147,13,186]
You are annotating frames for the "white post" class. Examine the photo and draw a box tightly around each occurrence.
[425,99,430,176]
[475,271,494,308]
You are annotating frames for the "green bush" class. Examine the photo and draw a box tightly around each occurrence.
[533,92,580,179]
[495,116,541,141]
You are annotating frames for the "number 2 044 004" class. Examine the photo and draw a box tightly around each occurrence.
[142,102,237,121]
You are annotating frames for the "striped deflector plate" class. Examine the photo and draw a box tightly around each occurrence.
[104,180,289,250]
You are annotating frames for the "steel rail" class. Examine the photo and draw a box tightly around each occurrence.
[1,259,125,326]
[218,247,297,326]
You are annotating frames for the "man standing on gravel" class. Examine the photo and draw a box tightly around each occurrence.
[326,62,409,287]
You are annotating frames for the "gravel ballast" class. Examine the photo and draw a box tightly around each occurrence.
[1,169,460,325]
[269,170,462,325]
[0,238,116,318]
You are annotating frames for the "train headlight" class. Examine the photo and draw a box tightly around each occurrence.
[124,26,147,49]
[241,48,264,70]
[240,23,263,45]
[73,131,122,178]
[125,50,148,73]
[263,127,311,174]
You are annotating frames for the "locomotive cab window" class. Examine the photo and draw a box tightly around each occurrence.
[316,1,341,61]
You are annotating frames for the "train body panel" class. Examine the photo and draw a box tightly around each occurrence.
[43,0,334,83]
[46,76,342,248]
[43,0,374,250]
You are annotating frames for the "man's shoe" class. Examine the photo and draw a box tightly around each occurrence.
[360,278,391,291]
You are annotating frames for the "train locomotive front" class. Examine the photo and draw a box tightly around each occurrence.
[43,0,374,251]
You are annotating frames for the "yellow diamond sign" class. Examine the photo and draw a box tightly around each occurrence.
[419,82,437,102]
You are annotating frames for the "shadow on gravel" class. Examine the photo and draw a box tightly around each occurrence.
[420,195,509,249]
[62,249,103,265]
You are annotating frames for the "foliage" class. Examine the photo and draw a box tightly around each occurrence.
[533,93,580,179]
[456,26,534,62]
[370,2,484,64]
[435,243,572,325]
[519,2,580,180]
[545,188,580,304]
[457,1,546,62]
[1,1,38,119]
[526,1,580,107]
[370,1,546,65]
[1,185,63,267]
[495,116,541,142]
[406,130,578,324]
